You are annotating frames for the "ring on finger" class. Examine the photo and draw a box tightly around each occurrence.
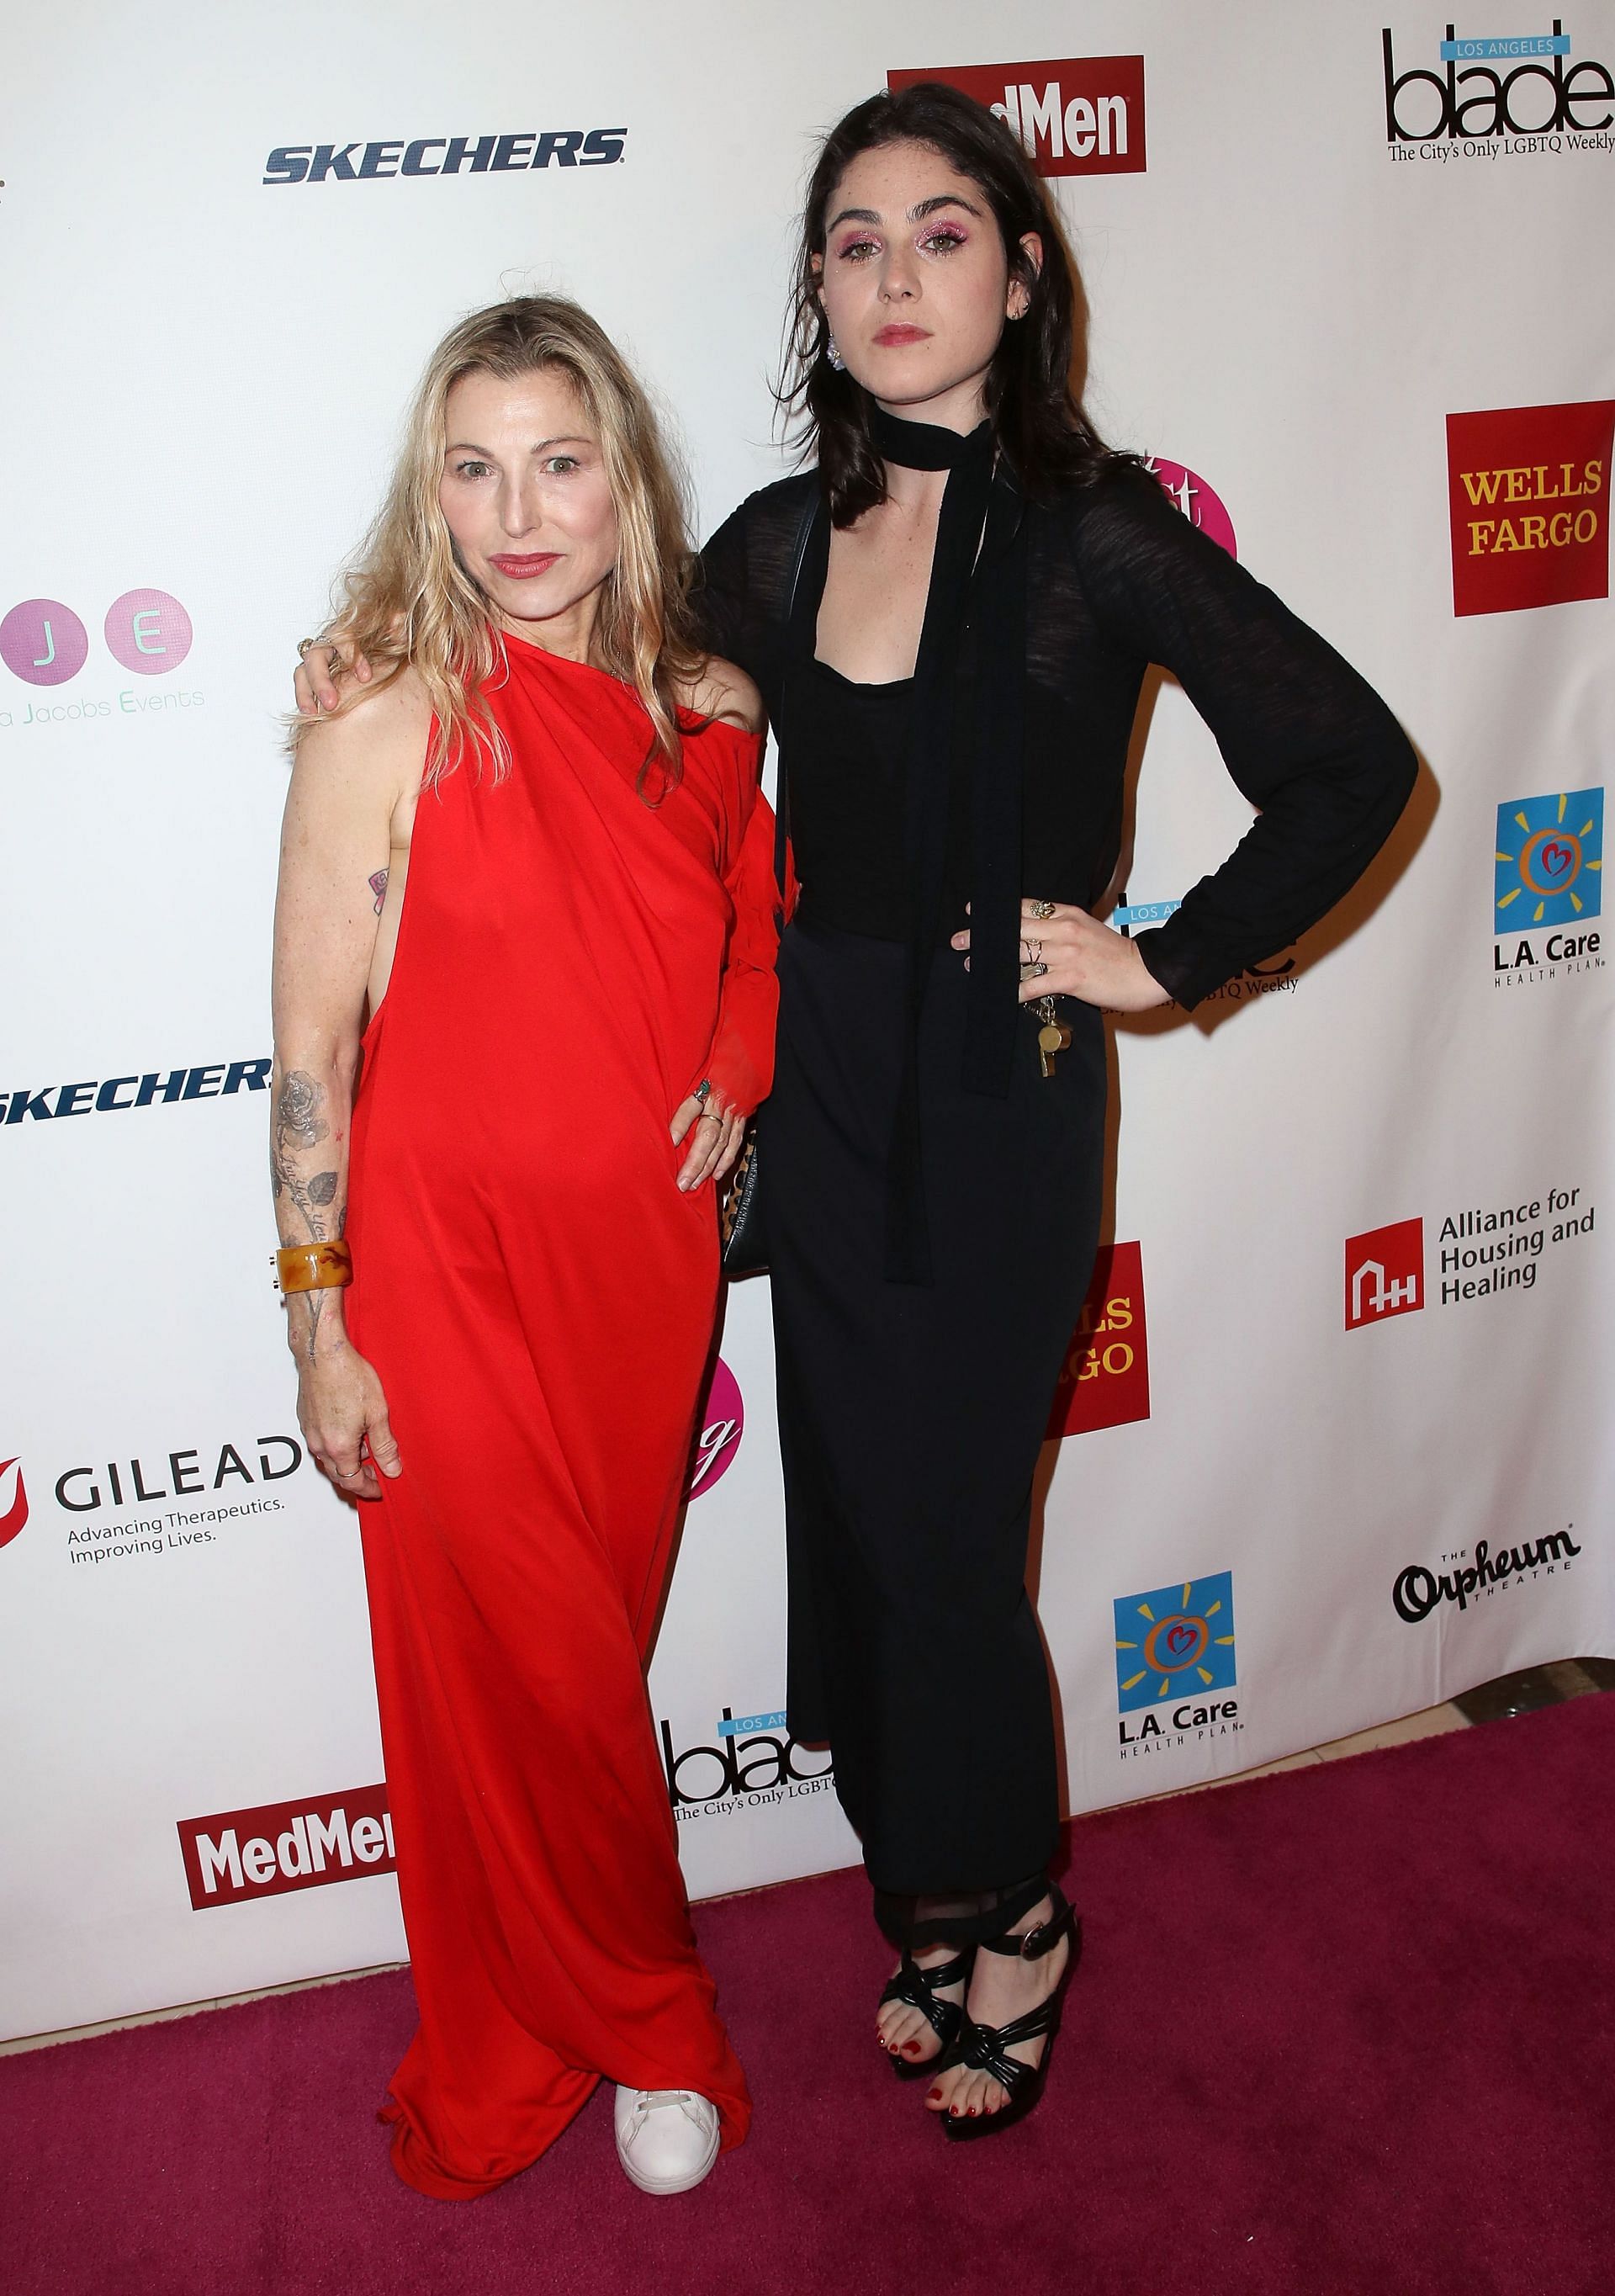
[1029,898,1056,920]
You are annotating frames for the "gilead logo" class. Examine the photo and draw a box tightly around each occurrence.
[887,58,1146,177]
[177,1785,395,1910]
[1447,400,1614,614]
[0,1459,27,1549]
[1345,1218,1425,1329]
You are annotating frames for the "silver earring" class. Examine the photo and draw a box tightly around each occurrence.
[827,335,846,372]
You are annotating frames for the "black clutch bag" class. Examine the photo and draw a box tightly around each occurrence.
[719,1119,766,1277]
[714,492,816,1284]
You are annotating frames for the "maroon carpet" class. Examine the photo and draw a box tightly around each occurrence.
[8,1697,1615,2296]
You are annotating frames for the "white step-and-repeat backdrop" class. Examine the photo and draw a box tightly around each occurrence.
[3,0,1611,2039]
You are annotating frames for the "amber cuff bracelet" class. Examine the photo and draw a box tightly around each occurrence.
[273,1241,353,1294]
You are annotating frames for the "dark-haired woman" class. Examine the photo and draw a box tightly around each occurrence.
[297,83,1416,2142]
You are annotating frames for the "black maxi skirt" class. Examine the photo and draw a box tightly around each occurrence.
[760,915,1107,1905]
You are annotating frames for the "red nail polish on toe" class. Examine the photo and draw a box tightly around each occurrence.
[929,2089,943,2102]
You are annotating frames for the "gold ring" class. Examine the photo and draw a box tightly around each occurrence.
[1029,899,1056,920]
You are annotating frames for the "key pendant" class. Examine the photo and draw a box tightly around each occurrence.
[1035,996,1072,1079]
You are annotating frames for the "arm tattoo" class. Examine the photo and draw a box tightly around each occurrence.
[369,867,389,915]
[272,1071,349,1362]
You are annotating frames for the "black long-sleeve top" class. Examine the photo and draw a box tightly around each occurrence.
[693,460,1416,1008]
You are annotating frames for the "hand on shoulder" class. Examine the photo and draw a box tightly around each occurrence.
[682,656,764,735]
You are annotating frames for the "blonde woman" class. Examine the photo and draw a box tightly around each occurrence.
[271,298,776,2198]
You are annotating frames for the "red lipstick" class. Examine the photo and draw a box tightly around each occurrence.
[490,552,562,579]
[873,324,931,347]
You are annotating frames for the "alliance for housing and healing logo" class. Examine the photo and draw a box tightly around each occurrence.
[1113,1572,1242,1759]
[1492,787,1604,986]
[1345,1180,1596,1326]
[1385,19,1615,158]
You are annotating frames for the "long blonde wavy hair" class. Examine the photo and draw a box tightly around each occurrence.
[305,295,707,788]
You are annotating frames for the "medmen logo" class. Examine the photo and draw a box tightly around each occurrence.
[0,1458,28,1550]
[177,1785,395,1910]
[1345,1218,1424,1329]
[686,1357,743,1499]
[1495,789,1603,929]
[888,59,1146,177]
[1047,1243,1150,1438]
[1114,1572,1236,1715]
[1447,402,1613,615]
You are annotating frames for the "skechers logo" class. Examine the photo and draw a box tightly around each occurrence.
[263,130,627,184]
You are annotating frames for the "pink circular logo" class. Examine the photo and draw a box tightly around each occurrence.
[686,1357,744,1498]
[0,600,89,687]
[1148,460,1237,559]
[104,588,193,675]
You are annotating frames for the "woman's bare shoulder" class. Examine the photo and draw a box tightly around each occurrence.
[679,655,764,734]
[293,664,432,791]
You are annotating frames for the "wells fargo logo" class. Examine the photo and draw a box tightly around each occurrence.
[177,1785,395,1910]
[888,58,1146,176]
[1446,400,1615,614]
[1047,1241,1150,1437]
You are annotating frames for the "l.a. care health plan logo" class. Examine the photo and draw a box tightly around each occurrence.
[1495,789,1603,929]
[1114,1572,1236,1714]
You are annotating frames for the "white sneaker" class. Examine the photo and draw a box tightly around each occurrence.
[612,2085,721,2195]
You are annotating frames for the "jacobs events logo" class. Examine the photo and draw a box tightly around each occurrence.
[888,58,1146,176]
[0,591,193,687]
[1447,402,1614,615]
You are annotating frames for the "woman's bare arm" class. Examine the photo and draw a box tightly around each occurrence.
[272,671,429,1494]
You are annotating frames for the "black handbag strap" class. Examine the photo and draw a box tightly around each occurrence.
[770,487,821,910]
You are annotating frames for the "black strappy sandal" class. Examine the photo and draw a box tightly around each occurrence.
[940,1887,1080,2139]
[878,1946,975,2081]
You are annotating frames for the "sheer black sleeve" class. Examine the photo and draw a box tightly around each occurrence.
[1070,466,1417,1008]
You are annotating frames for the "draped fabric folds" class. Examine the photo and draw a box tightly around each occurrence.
[344,637,776,2197]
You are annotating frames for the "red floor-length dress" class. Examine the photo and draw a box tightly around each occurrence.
[343,634,776,2198]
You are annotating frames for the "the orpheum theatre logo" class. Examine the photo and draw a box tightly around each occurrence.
[888,58,1146,176]
[1346,1217,1425,1329]
[178,1786,395,1910]
[1447,401,1614,615]
[1047,1242,1150,1438]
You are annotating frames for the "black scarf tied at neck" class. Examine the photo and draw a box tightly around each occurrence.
[781,406,1028,1285]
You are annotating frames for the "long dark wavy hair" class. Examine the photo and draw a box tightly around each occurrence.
[777,82,1131,527]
